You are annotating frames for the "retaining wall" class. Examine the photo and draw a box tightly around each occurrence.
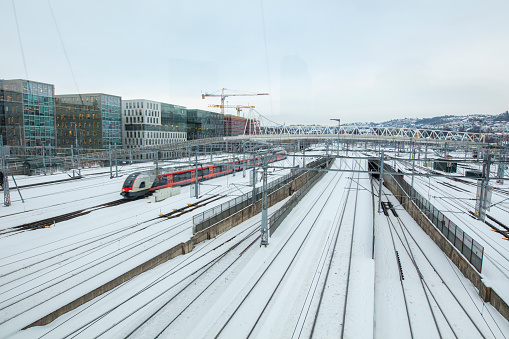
[382,172,509,322]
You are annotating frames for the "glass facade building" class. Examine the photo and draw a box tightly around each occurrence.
[160,103,187,133]
[56,93,122,148]
[186,109,224,140]
[101,94,122,147]
[0,79,55,147]
[54,98,103,149]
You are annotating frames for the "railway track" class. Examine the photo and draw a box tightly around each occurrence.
[378,186,504,339]
[0,175,83,191]
[380,196,441,339]
[0,195,224,331]
[0,196,222,288]
[0,199,133,236]
[39,204,267,338]
[372,179,507,338]
[45,158,342,338]
[215,162,349,338]
[306,161,358,338]
[415,177,509,284]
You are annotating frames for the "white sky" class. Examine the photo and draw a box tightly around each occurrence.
[1,0,508,125]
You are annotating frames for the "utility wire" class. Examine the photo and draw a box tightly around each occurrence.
[260,0,273,116]
[11,0,29,79]
[47,0,83,106]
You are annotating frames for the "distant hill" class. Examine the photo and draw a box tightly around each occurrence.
[344,111,509,133]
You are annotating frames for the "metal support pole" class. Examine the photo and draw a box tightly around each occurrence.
[76,145,80,175]
[292,143,296,178]
[337,125,340,156]
[497,152,505,184]
[155,149,159,176]
[378,150,384,213]
[232,150,236,177]
[1,136,11,206]
[114,147,118,177]
[411,146,415,199]
[425,143,428,163]
[109,143,113,178]
[260,164,269,246]
[243,143,246,178]
[478,152,491,221]
[252,157,257,205]
[42,147,46,174]
[71,145,75,170]
[10,173,24,203]
[194,147,199,199]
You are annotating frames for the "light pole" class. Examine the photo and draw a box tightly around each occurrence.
[331,118,340,157]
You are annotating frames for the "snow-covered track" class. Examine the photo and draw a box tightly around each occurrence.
[0,195,223,331]
[378,184,506,338]
[0,199,132,236]
[214,164,347,338]
[41,211,266,338]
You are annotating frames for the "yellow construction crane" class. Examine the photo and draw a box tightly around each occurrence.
[208,104,254,116]
[201,88,268,115]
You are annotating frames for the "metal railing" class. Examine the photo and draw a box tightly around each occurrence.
[192,157,330,233]
[384,163,484,272]
[268,161,329,235]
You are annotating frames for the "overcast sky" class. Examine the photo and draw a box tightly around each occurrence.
[1,0,508,125]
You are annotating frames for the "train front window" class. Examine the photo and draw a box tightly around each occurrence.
[123,173,140,188]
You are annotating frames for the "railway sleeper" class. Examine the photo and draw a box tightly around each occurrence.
[396,250,404,280]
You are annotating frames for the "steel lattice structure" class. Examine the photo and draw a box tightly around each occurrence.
[257,125,484,142]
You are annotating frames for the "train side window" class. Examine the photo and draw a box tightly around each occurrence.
[139,182,145,188]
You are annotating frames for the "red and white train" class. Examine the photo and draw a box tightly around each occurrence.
[121,152,287,199]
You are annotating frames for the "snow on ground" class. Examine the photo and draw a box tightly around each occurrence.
[1,147,508,338]
[0,151,319,337]
[405,163,509,306]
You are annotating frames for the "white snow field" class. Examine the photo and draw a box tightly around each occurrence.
[0,150,508,338]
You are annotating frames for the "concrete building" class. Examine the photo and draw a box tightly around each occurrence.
[0,79,55,148]
[122,99,187,149]
[55,93,122,148]
[223,114,261,136]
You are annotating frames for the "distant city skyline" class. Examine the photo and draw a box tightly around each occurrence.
[1,0,508,126]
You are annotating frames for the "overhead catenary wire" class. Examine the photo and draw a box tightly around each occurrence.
[259,0,273,116]
[46,0,84,105]
[11,0,29,80]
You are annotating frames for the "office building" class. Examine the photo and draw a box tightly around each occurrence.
[54,98,103,149]
[186,109,224,140]
[55,93,122,148]
[122,99,187,149]
[0,79,55,148]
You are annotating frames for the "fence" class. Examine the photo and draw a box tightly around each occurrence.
[384,163,484,272]
[193,157,331,233]
[268,161,329,235]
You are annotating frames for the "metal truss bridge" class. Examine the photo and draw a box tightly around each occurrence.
[256,125,484,142]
